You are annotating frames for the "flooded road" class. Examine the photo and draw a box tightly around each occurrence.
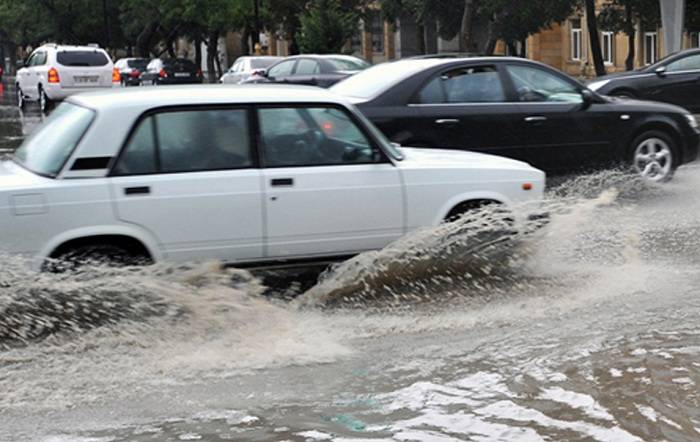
[1,83,700,441]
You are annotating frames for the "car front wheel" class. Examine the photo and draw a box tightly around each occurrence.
[16,85,25,109]
[47,243,150,272]
[630,130,678,182]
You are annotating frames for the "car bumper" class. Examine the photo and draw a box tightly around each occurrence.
[44,84,118,100]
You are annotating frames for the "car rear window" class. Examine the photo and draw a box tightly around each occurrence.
[57,51,110,67]
[127,59,148,69]
[164,59,196,69]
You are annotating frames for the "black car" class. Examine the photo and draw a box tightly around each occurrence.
[589,49,700,112]
[242,54,369,88]
[331,57,700,182]
[114,57,149,86]
[140,58,203,85]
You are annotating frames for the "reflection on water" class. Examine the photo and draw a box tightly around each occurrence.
[0,81,44,152]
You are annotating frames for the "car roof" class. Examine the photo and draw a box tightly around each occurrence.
[67,84,351,110]
[39,44,107,52]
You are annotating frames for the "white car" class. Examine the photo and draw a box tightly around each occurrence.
[16,44,118,113]
[220,56,283,84]
[0,85,545,269]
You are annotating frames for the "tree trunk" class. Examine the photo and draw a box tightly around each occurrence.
[507,40,518,56]
[417,23,426,54]
[194,36,202,69]
[483,17,497,55]
[460,0,476,52]
[207,33,218,84]
[625,5,636,71]
[519,37,527,58]
[585,0,606,77]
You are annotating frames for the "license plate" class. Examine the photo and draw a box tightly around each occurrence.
[74,75,98,83]
[174,72,191,78]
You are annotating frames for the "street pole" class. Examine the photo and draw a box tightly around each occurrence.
[661,0,685,56]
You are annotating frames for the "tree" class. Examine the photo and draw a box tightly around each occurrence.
[585,0,606,76]
[598,0,660,70]
[297,0,358,53]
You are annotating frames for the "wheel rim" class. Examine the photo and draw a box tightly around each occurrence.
[633,137,673,182]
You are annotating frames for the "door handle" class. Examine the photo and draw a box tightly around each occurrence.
[435,118,460,124]
[124,186,150,195]
[524,116,548,123]
[271,178,294,187]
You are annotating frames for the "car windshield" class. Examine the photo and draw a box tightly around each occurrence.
[327,57,370,72]
[13,103,95,177]
[127,59,148,69]
[57,50,109,67]
[251,58,280,69]
[331,61,430,100]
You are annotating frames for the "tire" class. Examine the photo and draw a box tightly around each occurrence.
[48,243,150,272]
[629,130,678,183]
[16,84,25,109]
[38,86,53,113]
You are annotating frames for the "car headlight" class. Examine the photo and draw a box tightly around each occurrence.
[685,113,699,130]
[588,79,611,91]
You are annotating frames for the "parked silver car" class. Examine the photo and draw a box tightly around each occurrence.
[219,56,283,84]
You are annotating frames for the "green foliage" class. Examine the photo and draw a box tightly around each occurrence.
[479,0,580,44]
[598,0,661,33]
[297,0,358,53]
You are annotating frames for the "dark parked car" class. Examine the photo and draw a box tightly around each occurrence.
[589,49,700,112]
[242,54,369,88]
[140,58,203,85]
[114,57,149,86]
[331,57,700,182]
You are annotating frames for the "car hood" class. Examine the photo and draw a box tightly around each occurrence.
[0,160,47,190]
[398,147,540,171]
[602,95,690,114]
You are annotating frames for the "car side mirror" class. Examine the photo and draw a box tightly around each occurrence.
[655,66,667,77]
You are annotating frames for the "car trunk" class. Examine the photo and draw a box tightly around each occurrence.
[57,50,113,88]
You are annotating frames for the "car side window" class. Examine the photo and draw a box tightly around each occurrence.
[666,54,700,72]
[268,60,295,77]
[295,59,320,75]
[35,52,47,66]
[417,77,445,103]
[442,66,505,103]
[259,106,380,167]
[506,64,583,103]
[113,108,252,175]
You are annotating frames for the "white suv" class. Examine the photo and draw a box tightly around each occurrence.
[16,44,118,113]
[0,85,545,269]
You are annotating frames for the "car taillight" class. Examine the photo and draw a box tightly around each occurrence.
[159,69,167,78]
[47,67,60,83]
[197,69,203,77]
[112,67,120,83]
[128,69,140,78]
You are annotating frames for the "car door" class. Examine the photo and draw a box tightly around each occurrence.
[257,104,404,259]
[410,64,523,157]
[657,53,700,112]
[20,52,41,99]
[109,106,265,263]
[503,62,614,172]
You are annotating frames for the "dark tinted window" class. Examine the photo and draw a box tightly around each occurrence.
[506,64,582,103]
[442,66,505,103]
[127,59,149,69]
[57,51,109,67]
[163,58,197,70]
[113,109,252,175]
[259,106,378,167]
[417,77,445,103]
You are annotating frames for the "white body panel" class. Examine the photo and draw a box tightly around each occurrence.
[0,85,545,268]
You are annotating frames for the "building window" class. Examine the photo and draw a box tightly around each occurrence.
[645,32,658,65]
[690,32,700,48]
[571,19,582,61]
[370,11,384,53]
[602,31,614,65]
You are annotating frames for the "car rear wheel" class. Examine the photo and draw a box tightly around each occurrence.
[38,86,53,113]
[16,85,25,109]
[630,130,678,182]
